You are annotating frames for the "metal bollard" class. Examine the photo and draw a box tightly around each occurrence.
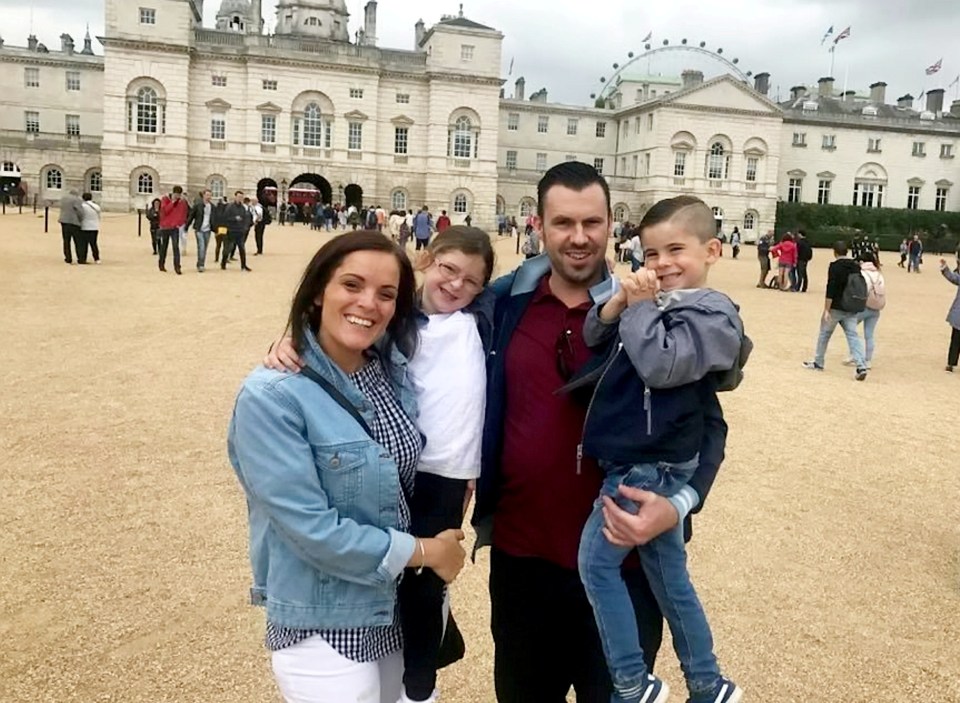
[44,206,49,233]
[137,209,143,237]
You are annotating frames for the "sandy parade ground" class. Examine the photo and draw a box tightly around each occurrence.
[1,210,959,702]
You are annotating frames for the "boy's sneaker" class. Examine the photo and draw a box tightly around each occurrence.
[855,367,868,381]
[688,677,743,703]
[622,675,669,703]
[801,361,823,370]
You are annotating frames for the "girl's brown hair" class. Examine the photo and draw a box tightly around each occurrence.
[427,226,496,284]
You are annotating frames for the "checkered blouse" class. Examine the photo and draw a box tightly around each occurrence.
[265,356,420,662]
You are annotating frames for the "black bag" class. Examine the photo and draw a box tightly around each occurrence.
[437,610,466,669]
[839,271,868,313]
[262,206,272,225]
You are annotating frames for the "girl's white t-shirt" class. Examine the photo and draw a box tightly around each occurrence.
[408,310,486,480]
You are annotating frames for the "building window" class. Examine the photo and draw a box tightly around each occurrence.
[139,7,156,25]
[210,117,226,141]
[46,169,63,190]
[537,115,549,133]
[262,79,278,91]
[620,157,626,174]
[212,75,227,87]
[567,118,579,136]
[25,68,39,88]
[853,182,883,208]
[643,153,650,175]
[818,179,832,205]
[394,126,409,155]
[907,185,921,210]
[66,71,81,91]
[519,199,536,217]
[614,205,628,222]
[674,151,686,177]
[941,144,954,159]
[788,178,802,203]
[349,88,364,99]
[912,142,926,157]
[792,132,806,147]
[505,150,517,170]
[507,113,519,131]
[594,157,604,175]
[567,154,577,162]
[88,171,102,192]
[209,177,225,200]
[647,114,654,131]
[261,114,276,143]
[302,103,325,146]
[25,111,40,133]
[746,156,758,182]
[453,193,469,214]
[536,152,547,171]
[136,86,159,133]
[707,142,727,179]
[936,187,948,211]
[744,212,756,231]
[596,121,607,138]
[396,93,410,104]
[137,172,154,194]
[348,121,363,150]
[867,137,881,153]
[391,189,407,211]
[632,155,639,176]
[452,116,473,158]
[66,114,81,137]
[634,117,641,135]
[822,134,836,150]
[460,45,475,61]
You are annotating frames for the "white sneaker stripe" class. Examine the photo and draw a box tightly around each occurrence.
[713,683,729,702]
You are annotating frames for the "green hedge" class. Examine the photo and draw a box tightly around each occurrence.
[775,202,960,253]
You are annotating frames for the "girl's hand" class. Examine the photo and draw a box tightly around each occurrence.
[425,530,466,583]
[264,336,303,372]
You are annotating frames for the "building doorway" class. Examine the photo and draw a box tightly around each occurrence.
[290,173,333,207]
[344,184,363,210]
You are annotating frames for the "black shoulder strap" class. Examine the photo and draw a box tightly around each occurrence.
[300,366,374,439]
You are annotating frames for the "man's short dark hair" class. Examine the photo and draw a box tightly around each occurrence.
[235,190,244,196]
[833,241,848,256]
[172,185,183,194]
[536,161,611,219]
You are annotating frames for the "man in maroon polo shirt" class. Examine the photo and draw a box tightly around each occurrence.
[473,161,728,702]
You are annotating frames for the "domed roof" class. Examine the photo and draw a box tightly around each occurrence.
[217,0,251,17]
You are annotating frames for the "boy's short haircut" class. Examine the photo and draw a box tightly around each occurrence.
[833,241,848,256]
[428,225,496,284]
[639,195,716,243]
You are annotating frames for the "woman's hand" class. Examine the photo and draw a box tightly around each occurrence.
[424,529,466,583]
[264,336,303,372]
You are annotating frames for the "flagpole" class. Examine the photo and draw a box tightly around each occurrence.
[830,46,836,79]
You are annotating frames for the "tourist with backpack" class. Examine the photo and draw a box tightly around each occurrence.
[756,232,772,288]
[520,227,540,259]
[938,257,960,372]
[802,241,869,380]
[846,251,886,370]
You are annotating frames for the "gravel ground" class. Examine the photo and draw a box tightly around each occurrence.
[2,212,959,702]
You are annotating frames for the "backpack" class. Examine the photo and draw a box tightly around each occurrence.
[521,231,540,255]
[262,206,272,225]
[839,271,868,313]
[864,270,886,311]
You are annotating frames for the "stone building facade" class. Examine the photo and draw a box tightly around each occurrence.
[1,0,958,237]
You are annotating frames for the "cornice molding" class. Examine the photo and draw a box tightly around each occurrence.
[0,53,104,71]
[99,36,191,56]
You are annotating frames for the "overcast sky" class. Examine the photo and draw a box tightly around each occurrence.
[4,0,959,107]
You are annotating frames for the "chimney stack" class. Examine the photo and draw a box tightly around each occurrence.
[951,100,960,118]
[530,88,548,103]
[817,76,834,97]
[842,90,856,101]
[790,85,807,101]
[926,88,945,115]
[250,0,262,33]
[897,94,914,108]
[681,69,704,90]
[27,34,38,51]
[60,33,74,54]
[515,76,525,101]
[753,72,770,96]
[415,19,425,50]
[869,81,887,104]
[363,2,378,46]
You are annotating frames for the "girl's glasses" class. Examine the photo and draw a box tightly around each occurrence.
[434,259,483,294]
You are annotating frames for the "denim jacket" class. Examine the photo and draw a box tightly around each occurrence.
[227,331,418,630]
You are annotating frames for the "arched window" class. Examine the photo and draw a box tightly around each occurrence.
[453,116,473,158]
[453,192,469,214]
[137,172,154,194]
[88,171,102,192]
[303,103,323,146]
[707,142,726,180]
[519,198,536,217]
[743,212,757,231]
[614,205,628,223]
[137,87,159,133]
[391,189,407,211]
[46,168,63,190]
[209,177,226,200]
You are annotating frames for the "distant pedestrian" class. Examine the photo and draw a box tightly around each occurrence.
[80,192,102,264]
[221,190,253,272]
[795,230,813,292]
[938,257,960,372]
[413,206,433,251]
[188,189,215,272]
[770,233,798,291]
[158,185,189,274]
[730,227,741,259]
[58,189,85,264]
[436,209,452,233]
[146,198,162,255]
[908,234,923,273]
[252,196,269,255]
[756,232,772,287]
[898,239,908,268]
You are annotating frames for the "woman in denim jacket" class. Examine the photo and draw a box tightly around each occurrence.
[228,231,466,703]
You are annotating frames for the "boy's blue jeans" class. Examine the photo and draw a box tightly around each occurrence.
[578,456,719,702]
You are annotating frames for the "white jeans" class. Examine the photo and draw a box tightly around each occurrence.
[272,634,403,703]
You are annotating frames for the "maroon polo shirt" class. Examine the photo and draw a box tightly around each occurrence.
[492,275,606,571]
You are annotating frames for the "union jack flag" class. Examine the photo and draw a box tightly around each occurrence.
[926,58,943,75]
[833,26,851,44]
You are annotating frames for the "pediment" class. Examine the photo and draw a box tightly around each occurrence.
[787,168,807,178]
[744,146,767,157]
[907,177,925,186]
[663,75,782,116]
[344,109,369,121]
[391,114,415,126]
[672,140,695,151]
[205,98,232,111]
[256,101,282,113]
[817,171,837,179]
[936,178,954,187]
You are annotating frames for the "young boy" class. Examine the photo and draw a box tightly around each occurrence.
[576,195,750,703]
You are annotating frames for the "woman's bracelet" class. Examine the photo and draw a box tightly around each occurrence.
[416,538,426,576]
